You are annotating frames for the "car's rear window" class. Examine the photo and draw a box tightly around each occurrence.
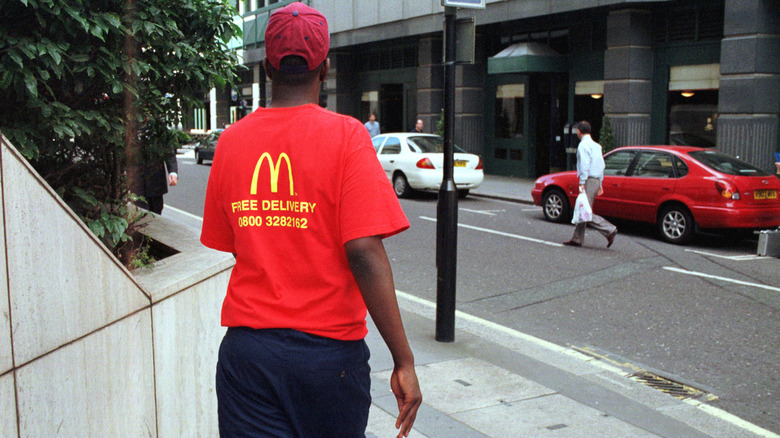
[407,136,467,154]
[689,150,771,176]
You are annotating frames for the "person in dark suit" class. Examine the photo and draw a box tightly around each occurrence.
[133,147,178,215]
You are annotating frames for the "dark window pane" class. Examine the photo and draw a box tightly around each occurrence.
[604,151,637,176]
[633,152,675,178]
[380,137,401,155]
[674,156,689,177]
[689,151,771,176]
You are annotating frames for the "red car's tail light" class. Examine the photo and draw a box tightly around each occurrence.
[416,157,435,169]
[715,180,740,200]
[476,158,484,170]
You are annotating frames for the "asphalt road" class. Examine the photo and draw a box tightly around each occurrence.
[165,151,780,434]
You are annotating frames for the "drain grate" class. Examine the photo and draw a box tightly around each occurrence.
[630,371,706,400]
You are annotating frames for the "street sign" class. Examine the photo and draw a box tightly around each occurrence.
[442,0,485,9]
[456,17,475,63]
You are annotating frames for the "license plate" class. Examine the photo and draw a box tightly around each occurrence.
[454,160,467,167]
[754,189,777,200]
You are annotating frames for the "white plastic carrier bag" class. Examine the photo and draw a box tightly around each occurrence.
[571,192,593,224]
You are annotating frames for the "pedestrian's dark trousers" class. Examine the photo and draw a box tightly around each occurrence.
[135,195,164,214]
[216,327,371,438]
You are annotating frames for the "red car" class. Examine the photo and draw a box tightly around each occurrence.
[532,146,780,244]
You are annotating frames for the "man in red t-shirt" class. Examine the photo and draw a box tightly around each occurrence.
[201,3,421,437]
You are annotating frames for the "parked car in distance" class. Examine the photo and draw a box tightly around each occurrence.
[194,129,224,164]
[532,145,780,244]
[372,133,484,198]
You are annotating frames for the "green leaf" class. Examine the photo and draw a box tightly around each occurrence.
[89,221,105,238]
[50,49,62,65]
[0,71,12,89]
[23,71,37,97]
[105,14,122,29]
[8,50,24,68]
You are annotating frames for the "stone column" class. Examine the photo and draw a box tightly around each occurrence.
[325,51,357,116]
[416,36,443,133]
[603,9,653,147]
[717,0,780,171]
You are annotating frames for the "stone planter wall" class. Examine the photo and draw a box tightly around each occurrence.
[0,135,234,437]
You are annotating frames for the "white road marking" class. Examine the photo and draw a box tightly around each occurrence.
[663,266,780,292]
[685,249,764,261]
[394,290,780,438]
[419,216,562,247]
[682,400,780,438]
[459,208,504,216]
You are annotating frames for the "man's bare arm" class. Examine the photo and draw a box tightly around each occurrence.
[345,236,422,437]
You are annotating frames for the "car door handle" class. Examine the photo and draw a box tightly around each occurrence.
[389,160,395,164]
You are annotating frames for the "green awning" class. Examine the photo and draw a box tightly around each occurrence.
[488,42,566,74]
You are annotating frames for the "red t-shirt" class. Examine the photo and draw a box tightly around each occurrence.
[200,104,409,341]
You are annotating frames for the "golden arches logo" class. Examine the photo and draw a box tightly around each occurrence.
[250,152,294,195]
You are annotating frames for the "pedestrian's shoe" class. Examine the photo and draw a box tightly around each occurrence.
[606,229,617,248]
[563,240,582,247]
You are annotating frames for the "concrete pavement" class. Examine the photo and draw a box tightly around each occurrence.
[365,291,776,438]
[364,175,777,438]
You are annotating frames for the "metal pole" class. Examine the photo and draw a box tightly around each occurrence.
[436,6,458,343]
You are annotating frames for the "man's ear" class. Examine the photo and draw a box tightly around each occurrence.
[319,57,330,82]
[263,58,274,81]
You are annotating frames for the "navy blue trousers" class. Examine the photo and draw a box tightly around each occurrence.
[216,327,371,438]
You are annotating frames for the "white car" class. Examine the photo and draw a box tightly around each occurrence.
[372,133,484,198]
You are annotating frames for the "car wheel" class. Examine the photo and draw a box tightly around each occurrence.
[458,189,470,199]
[393,173,412,198]
[542,188,571,223]
[657,205,695,244]
[196,151,203,165]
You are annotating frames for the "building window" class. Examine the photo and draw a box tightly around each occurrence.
[653,2,724,44]
[357,44,418,71]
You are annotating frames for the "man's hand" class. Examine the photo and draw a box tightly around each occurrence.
[578,184,584,193]
[391,364,422,437]
[597,185,604,196]
[168,173,178,186]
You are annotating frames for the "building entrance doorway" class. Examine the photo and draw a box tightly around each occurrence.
[484,74,530,177]
[485,73,569,178]
[533,74,568,176]
[380,84,403,133]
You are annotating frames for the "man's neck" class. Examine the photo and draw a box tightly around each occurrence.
[269,84,321,108]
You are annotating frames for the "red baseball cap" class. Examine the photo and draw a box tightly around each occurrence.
[265,2,329,74]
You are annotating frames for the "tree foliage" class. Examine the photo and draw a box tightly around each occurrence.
[599,114,616,154]
[0,0,240,258]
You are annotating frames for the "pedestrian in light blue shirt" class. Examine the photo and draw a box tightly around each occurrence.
[364,113,380,137]
[563,121,618,248]
[576,131,605,185]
